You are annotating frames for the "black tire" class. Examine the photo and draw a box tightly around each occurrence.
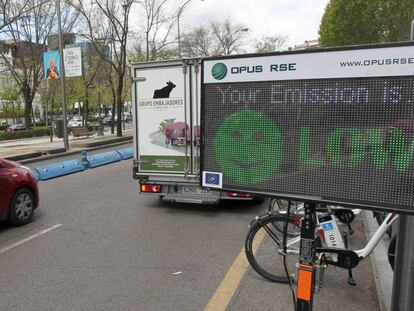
[8,188,35,226]
[388,234,396,271]
[268,198,303,213]
[245,213,301,283]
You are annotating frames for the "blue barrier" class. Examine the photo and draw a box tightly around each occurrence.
[86,150,122,168]
[117,147,134,160]
[35,159,85,180]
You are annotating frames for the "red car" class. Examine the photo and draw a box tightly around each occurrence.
[0,158,39,225]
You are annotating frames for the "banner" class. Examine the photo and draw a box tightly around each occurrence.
[43,51,60,80]
[63,47,82,77]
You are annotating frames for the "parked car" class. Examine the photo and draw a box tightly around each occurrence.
[68,118,83,128]
[102,116,114,126]
[0,158,39,225]
[103,116,123,126]
[5,124,26,132]
[123,112,132,122]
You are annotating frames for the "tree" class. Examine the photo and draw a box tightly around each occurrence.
[70,0,134,137]
[138,0,176,61]
[180,19,249,57]
[180,25,218,57]
[319,0,414,47]
[254,35,287,53]
[0,0,77,129]
[211,19,249,55]
[378,0,414,42]
[319,0,382,47]
[0,0,52,128]
[0,85,22,123]
[0,0,37,33]
[72,54,104,126]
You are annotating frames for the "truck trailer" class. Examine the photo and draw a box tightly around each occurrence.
[131,59,253,204]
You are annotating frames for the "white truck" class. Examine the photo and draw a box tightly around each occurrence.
[131,59,254,204]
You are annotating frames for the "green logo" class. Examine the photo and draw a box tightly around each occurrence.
[212,63,228,80]
[214,110,283,184]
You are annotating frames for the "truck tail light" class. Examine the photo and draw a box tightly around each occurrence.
[227,192,252,198]
[140,184,162,193]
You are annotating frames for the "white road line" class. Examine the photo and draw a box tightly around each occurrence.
[0,224,62,255]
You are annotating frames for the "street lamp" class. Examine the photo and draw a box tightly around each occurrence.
[177,0,204,58]
[56,0,69,151]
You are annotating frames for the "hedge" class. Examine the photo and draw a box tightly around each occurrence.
[0,122,46,130]
[0,127,50,141]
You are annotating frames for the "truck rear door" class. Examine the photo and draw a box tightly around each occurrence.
[133,61,194,176]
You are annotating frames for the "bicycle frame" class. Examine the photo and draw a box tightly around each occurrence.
[284,209,397,260]
[354,212,398,258]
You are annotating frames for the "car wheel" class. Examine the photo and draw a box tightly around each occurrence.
[8,188,35,226]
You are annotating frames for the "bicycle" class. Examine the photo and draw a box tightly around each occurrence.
[245,203,398,286]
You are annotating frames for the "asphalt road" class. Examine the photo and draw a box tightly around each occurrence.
[0,144,381,311]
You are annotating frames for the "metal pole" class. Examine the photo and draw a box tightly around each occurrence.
[177,13,181,58]
[411,19,414,41]
[296,202,317,311]
[391,216,414,310]
[45,80,49,128]
[391,19,414,311]
[56,0,69,151]
[177,0,194,58]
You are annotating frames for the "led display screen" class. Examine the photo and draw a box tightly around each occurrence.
[201,44,414,213]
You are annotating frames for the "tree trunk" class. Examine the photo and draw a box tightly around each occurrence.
[12,103,16,124]
[84,88,89,127]
[146,32,150,61]
[22,84,33,129]
[116,76,123,137]
[111,95,115,134]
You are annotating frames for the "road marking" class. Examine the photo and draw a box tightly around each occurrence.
[0,224,62,255]
[204,227,266,311]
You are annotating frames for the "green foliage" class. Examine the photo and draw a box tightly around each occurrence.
[0,85,21,102]
[0,110,24,118]
[378,0,414,42]
[0,127,50,141]
[319,0,414,47]
[319,0,381,47]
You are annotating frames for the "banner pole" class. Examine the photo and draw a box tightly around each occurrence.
[56,0,69,151]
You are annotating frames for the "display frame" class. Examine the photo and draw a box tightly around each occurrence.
[200,42,414,214]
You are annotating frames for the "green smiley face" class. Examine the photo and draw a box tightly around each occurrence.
[214,110,283,184]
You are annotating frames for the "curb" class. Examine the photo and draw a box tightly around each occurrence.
[19,138,133,164]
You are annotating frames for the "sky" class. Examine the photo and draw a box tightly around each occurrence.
[175,0,330,49]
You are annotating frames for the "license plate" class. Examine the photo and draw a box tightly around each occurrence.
[178,186,211,195]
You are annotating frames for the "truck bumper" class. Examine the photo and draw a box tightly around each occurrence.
[137,181,256,205]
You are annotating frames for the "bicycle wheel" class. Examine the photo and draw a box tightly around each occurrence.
[268,198,303,214]
[245,213,301,283]
[388,234,396,271]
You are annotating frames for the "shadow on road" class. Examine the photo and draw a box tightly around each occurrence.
[144,197,268,217]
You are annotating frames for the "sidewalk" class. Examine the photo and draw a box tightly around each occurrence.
[0,125,133,161]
